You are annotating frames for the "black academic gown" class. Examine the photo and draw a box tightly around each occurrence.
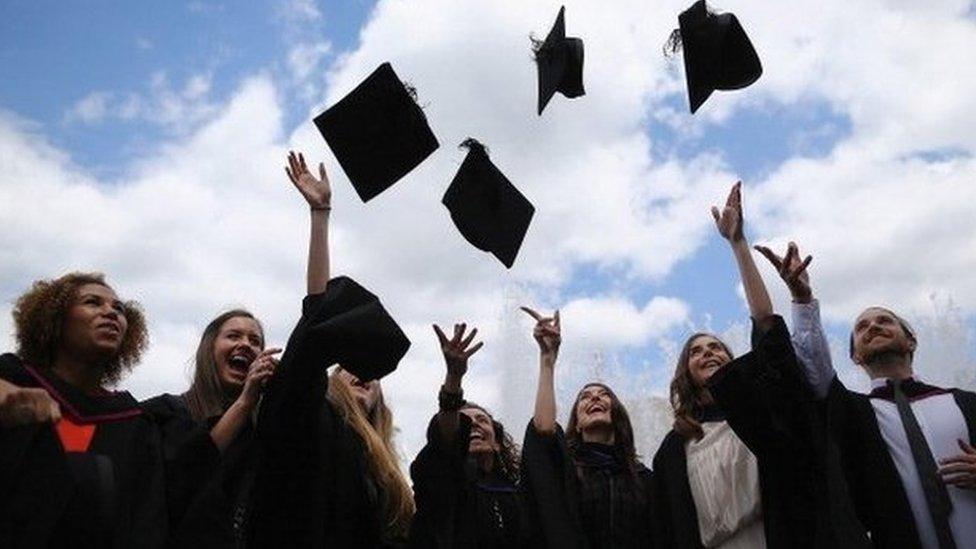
[409,413,528,549]
[141,393,257,549]
[652,316,870,549]
[825,377,976,549]
[247,288,397,549]
[0,353,168,549]
[521,421,657,549]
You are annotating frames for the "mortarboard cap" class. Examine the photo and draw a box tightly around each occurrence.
[442,139,535,269]
[313,62,439,202]
[677,0,762,114]
[534,6,585,116]
[306,276,410,381]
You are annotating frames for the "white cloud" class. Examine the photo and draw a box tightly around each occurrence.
[64,71,218,132]
[287,41,332,82]
[65,91,113,124]
[5,0,976,460]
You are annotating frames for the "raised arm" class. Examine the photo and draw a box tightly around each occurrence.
[755,241,835,398]
[523,307,561,435]
[712,181,774,328]
[286,150,332,295]
[432,323,483,445]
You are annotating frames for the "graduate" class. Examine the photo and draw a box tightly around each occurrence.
[520,306,657,549]
[757,242,976,549]
[0,272,168,548]
[245,152,414,548]
[409,322,529,548]
[143,307,279,548]
[653,182,869,549]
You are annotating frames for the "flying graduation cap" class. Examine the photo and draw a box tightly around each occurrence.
[301,276,411,381]
[313,62,439,202]
[442,139,535,268]
[674,0,762,113]
[534,6,585,115]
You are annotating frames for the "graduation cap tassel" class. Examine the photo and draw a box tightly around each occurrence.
[663,28,683,58]
[459,138,489,155]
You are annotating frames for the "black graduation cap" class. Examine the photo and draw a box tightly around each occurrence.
[442,139,535,268]
[306,276,411,381]
[313,62,439,202]
[534,6,585,115]
[676,0,762,113]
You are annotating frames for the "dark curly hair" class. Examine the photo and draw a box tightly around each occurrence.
[12,272,148,386]
[462,402,521,484]
[670,332,735,440]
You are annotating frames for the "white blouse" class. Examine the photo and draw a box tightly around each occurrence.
[686,420,766,549]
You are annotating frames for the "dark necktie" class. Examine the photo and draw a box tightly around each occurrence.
[889,378,957,549]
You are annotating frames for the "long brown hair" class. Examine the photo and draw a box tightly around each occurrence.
[566,382,641,475]
[461,402,521,484]
[12,272,148,386]
[670,332,735,440]
[328,367,414,542]
[183,309,264,422]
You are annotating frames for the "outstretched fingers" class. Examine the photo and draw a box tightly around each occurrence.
[754,245,784,270]
[433,324,449,347]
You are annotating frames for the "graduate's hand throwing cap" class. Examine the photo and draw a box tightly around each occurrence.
[313,62,439,202]
[308,276,410,381]
[442,139,535,269]
[677,0,762,113]
[535,6,585,116]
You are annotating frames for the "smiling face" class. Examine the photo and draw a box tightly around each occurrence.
[335,367,381,415]
[461,405,500,456]
[851,307,916,365]
[60,283,129,363]
[213,316,263,392]
[574,384,614,433]
[687,334,732,387]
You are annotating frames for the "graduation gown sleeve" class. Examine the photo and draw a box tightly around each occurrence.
[520,421,587,549]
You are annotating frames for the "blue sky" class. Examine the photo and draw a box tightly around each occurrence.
[2,0,975,455]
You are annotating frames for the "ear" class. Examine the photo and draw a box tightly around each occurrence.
[907,337,917,354]
[852,349,865,366]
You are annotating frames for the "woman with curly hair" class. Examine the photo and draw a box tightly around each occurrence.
[410,322,528,548]
[0,271,168,548]
[521,307,657,549]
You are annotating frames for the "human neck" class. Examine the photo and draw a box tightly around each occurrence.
[864,352,913,381]
[581,425,615,445]
[52,352,104,395]
[474,451,495,475]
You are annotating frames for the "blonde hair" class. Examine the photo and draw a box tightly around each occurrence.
[328,367,414,542]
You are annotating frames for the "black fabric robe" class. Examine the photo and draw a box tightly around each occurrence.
[824,377,976,549]
[0,353,168,549]
[409,413,528,548]
[652,316,870,549]
[246,288,396,548]
[141,392,256,549]
[521,421,657,549]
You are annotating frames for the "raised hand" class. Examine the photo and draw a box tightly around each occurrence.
[711,181,744,243]
[939,439,976,490]
[239,348,282,407]
[521,306,561,361]
[286,150,332,211]
[0,380,60,427]
[433,323,484,379]
[754,241,814,303]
